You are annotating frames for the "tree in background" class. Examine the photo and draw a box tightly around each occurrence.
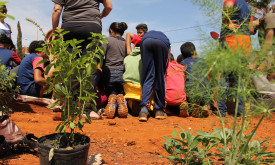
[16,21,23,59]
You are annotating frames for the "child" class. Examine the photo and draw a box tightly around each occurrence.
[126,23,148,55]
[102,22,128,119]
[0,35,21,70]
[180,42,210,118]
[123,23,154,116]
[165,54,189,117]
[17,40,48,97]
[139,30,170,121]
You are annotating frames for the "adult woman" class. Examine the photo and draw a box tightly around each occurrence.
[52,0,112,48]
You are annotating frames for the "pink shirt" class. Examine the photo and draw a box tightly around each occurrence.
[32,57,44,71]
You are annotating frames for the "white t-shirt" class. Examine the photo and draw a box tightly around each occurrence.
[0,22,10,30]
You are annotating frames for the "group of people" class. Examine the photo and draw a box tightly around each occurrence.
[1,0,274,122]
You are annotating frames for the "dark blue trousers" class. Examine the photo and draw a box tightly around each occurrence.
[140,38,169,110]
[217,75,244,116]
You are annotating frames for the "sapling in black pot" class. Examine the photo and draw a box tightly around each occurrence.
[34,28,106,165]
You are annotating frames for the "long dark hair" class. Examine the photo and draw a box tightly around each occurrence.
[109,22,128,36]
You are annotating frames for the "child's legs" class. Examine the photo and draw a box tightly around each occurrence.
[140,38,155,107]
[152,39,169,110]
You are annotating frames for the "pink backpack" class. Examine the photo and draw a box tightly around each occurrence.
[165,61,187,106]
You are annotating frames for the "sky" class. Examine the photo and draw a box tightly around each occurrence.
[5,0,273,57]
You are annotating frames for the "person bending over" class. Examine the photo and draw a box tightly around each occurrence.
[139,30,170,122]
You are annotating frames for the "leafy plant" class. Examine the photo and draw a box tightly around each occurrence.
[0,64,18,116]
[161,0,275,164]
[38,28,107,148]
[161,127,218,165]
[162,127,275,165]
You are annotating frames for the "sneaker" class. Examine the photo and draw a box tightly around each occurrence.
[191,103,200,118]
[155,110,167,120]
[105,94,117,119]
[138,112,149,122]
[138,106,149,122]
[117,94,128,118]
[179,102,189,117]
[201,105,210,117]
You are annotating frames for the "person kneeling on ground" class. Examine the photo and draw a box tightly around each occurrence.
[180,42,210,118]
[102,22,128,119]
[165,54,189,117]
[17,40,49,97]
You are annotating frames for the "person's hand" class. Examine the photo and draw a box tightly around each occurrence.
[228,20,240,30]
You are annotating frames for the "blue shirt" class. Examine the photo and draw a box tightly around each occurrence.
[17,53,41,96]
[180,57,209,93]
[220,0,252,39]
[0,47,13,70]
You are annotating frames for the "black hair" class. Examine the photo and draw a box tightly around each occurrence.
[0,5,7,14]
[109,22,128,36]
[29,40,45,54]
[136,24,148,33]
[177,54,183,63]
[180,42,196,58]
[0,34,13,47]
[170,53,174,61]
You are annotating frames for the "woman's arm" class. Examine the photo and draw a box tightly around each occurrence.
[100,0,112,19]
[52,3,63,31]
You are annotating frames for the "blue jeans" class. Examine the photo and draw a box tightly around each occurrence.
[102,69,124,96]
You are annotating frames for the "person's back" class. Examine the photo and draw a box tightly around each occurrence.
[17,40,47,97]
[57,0,102,25]
[165,60,186,106]
[123,47,142,85]
[0,47,13,70]
[0,35,21,70]
[17,53,40,95]
[102,22,128,119]
[180,42,210,117]
[103,36,126,71]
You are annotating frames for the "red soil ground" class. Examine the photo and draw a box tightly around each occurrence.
[1,101,274,164]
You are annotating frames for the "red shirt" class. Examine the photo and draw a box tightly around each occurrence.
[12,51,21,64]
[165,61,186,106]
[131,34,142,46]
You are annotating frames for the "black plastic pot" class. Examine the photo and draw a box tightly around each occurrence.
[38,133,90,165]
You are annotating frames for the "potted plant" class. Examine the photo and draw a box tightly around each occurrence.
[36,28,106,165]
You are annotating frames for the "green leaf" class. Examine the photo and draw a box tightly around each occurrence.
[70,122,75,129]
[172,129,177,139]
[163,136,172,144]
